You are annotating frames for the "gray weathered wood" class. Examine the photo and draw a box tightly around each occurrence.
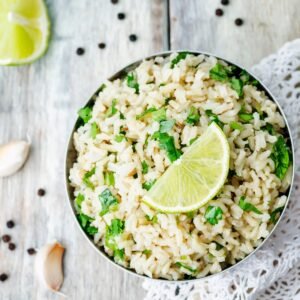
[0,0,166,299]
[170,0,300,68]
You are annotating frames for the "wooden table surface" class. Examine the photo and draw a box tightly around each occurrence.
[0,1,299,299]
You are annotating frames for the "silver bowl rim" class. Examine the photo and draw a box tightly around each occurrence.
[64,50,295,283]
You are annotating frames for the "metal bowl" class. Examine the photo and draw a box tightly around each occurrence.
[65,51,295,282]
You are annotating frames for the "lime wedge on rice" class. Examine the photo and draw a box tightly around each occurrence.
[143,123,230,213]
[0,0,50,65]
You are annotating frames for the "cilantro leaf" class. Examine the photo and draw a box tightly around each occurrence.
[136,107,157,120]
[152,108,166,122]
[78,106,92,124]
[175,262,197,273]
[213,241,224,251]
[99,188,118,216]
[270,206,284,224]
[90,122,100,139]
[230,121,243,131]
[127,73,139,94]
[171,52,189,68]
[77,213,98,236]
[152,132,182,162]
[141,161,149,174]
[186,106,200,125]
[75,193,85,210]
[114,248,125,261]
[238,107,254,123]
[271,136,290,179]
[204,206,223,225]
[205,110,224,128]
[159,119,175,133]
[115,134,126,142]
[105,219,125,250]
[189,137,198,145]
[230,78,244,97]
[145,215,158,223]
[209,63,230,82]
[82,167,96,189]
[142,249,152,256]
[262,123,275,135]
[239,196,262,214]
[104,171,115,186]
[105,99,118,117]
[142,179,156,191]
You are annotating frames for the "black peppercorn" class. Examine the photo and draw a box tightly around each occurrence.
[37,188,46,196]
[129,34,138,42]
[98,43,106,49]
[27,248,37,255]
[215,8,224,16]
[6,220,15,229]
[117,12,126,20]
[8,243,16,251]
[76,48,85,55]
[0,274,8,282]
[221,0,229,5]
[235,18,244,26]
[2,235,11,243]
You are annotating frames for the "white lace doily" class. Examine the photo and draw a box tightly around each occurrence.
[143,39,300,300]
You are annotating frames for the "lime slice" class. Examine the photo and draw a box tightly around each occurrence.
[0,0,50,65]
[143,123,230,213]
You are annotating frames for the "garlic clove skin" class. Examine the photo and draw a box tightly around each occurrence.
[0,140,30,177]
[35,241,65,292]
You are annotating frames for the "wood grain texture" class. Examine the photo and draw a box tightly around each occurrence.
[0,0,166,299]
[170,0,300,68]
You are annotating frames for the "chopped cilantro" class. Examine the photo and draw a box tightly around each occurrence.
[152,132,182,162]
[186,106,200,125]
[262,123,275,135]
[105,99,118,117]
[82,167,96,189]
[204,206,223,225]
[104,171,115,186]
[186,211,196,219]
[77,213,98,236]
[115,134,126,142]
[171,52,189,68]
[238,112,254,123]
[75,193,85,210]
[209,63,230,82]
[159,119,175,133]
[136,107,157,120]
[239,196,262,214]
[230,78,244,97]
[270,206,284,224]
[175,262,197,273]
[127,73,139,94]
[90,122,100,139]
[142,179,156,191]
[205,110,224,128]
[159,83,166,87]
[152,108,166,122]
[78,106,92,124]
[142,249,152,256]
[213,241,224,250]
[271,136,291,180]
[105,219,125,250]
[99,188,118,216]
[145,215,158,223]
[114,248,125,261]
[230,121,243,131]
[141,161,149,174]
[120,112,125,120]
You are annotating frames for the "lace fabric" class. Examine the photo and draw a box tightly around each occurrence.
[143,39,300,300]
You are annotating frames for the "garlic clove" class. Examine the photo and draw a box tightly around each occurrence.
[0,140,30,177]
[35,241,65,292]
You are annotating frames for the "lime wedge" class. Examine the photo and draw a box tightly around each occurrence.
[0,0,50,65]
[143,123,230,213]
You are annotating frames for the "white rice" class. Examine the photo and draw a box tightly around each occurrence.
[69,53,292,280]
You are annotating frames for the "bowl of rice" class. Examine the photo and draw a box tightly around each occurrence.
[65,51,294,281]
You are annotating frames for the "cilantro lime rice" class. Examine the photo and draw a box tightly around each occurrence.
[69,53,293,280]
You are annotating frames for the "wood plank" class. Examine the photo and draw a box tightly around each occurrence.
[0,0,166,299]
[169,0,300,67]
